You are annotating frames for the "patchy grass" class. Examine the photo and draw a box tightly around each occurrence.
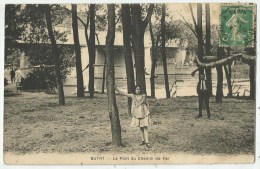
[4,84,255,155]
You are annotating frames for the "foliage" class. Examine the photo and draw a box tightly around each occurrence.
[150,17,197,62]
[27,44,74,79]
[6,48,22,68]
[21,44,74,90]
[95,4,107,31]
[5,4,74,90]
[5,5,27,61]
[21,68,56,91]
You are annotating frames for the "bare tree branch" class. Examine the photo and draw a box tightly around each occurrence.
[149,21,155,46]
[86,10,90,31]
[172,20,182,30]
[189,4,198,33]
[191,68,199,77]
[178,17,197,38]
[84,10,90,45]
[84,26,89,45]
[195,53,255,68]
[142,4,155,29]
[95,33,100,45]
[115,11,122,26]
[63,7,86,27]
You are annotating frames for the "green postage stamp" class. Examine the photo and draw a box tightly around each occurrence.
[220,4,255,47]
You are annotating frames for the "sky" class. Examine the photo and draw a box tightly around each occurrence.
[167,3,221,25]
[66,3,222,25]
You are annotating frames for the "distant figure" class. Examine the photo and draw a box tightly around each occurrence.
[114,84,152,148]
[4,78,8,86]
[15,69,23,92]
[197,74,211,119]
[4,68,10,83]
[15,70,22,83]
[10,68,15,83]
[144,67,150,75]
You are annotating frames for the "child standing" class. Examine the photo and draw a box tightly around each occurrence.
[114,85,152,148]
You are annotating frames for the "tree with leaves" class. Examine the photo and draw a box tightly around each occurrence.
[215,47,224,103]
[106,4,122,146]
[5,5,26,63]
[161,4,170,98]
[205,3,212,95]
[130,4,154,94]
[149,20,158,98]
[9,5,73,94]
[42,4,65,105]
[122,4,135,115]
[196,4,204,76]
[72,4,85,97]
[64,4,102,98]
[148,4,162,98]
[88,4,96,98]
[223,47,233,97]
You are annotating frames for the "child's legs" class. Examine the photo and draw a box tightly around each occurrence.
[198,93,203,117]
[139,127,145,142]
[143,126,149,143]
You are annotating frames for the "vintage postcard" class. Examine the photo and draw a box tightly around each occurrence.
[2,1,258,166]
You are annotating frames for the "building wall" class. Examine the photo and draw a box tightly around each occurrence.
[166,47,187,66]
[94,46,126,90]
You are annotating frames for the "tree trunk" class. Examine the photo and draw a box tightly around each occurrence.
[43,4,65,105]
[131,4,154,94]
[101,56,106,94]
[161,4,170,98]
[227,63,232,96]
[149,21,156,98]
[249,13,256,100]
[197,3,204,75]
[224,47,232,97]
[72,4,85,97]
[131,5,146,93]
[249,62,255,99]
[205,3,212,95]
[106,4,122,147]
[88,4,96,98]
[223,64,232,97]
[122,4,135,115]
[216,47,224,103]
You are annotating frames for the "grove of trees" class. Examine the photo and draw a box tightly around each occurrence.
[5,3,256,146]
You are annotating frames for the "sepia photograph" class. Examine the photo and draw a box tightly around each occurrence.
[2,1,258,166]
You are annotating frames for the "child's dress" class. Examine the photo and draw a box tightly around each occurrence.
[130,94,152,127]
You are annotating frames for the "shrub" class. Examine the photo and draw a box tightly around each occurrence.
[21,68,56,91]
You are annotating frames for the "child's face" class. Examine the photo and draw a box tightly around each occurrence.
[135,87,141,94]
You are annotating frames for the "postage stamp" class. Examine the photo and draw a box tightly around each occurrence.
[220,4,255,47]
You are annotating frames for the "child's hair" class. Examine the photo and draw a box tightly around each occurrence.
[135,85,147,95]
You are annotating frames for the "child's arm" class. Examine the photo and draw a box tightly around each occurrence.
[114,85,134,98]
[145,96,150,110]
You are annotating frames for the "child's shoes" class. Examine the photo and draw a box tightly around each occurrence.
[146,143,152,148]
[139,141,145,146]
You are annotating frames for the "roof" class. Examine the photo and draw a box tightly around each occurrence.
[16,27,185,48]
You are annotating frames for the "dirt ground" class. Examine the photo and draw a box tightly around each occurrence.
[4,83,255,157]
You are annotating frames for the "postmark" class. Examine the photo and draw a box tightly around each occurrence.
[220,4,255,47]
